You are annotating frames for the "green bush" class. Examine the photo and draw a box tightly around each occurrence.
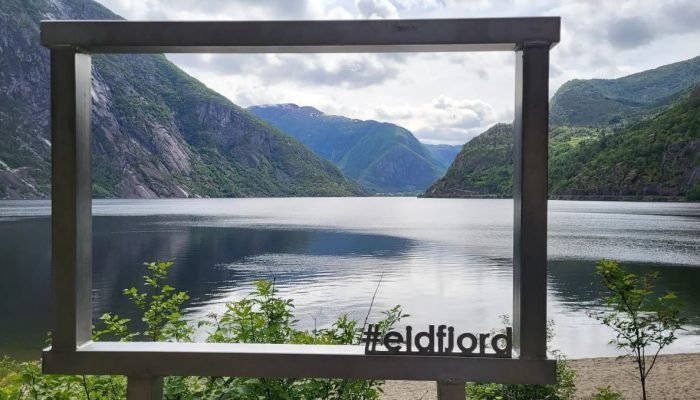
[465,356,575,400]
[0,261,407,400]
[465,318,576,400]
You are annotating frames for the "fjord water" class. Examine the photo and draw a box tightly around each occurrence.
[1,198,698,359]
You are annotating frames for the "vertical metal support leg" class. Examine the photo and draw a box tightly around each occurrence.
[437,380,465,400]
[50,49,93,351]
[127,376,163,400]
[513,42,550,361]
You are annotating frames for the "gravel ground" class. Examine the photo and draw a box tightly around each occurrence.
[380,353,700,399]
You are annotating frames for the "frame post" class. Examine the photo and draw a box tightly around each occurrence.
[50,48,93,351]
[513,42,550,360]
[127,376,163,399]
[437,380,466,400]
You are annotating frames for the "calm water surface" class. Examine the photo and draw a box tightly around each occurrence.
[0,198,698,359]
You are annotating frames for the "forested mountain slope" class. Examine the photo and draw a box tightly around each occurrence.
[423,123,513,198]
[249,104,445,193]
[553,88,700,200]
[424,79,700,200]
[0,0,364,199]
[550,55,700,126]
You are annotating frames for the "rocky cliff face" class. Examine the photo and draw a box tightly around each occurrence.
[0,0,365,199]
[0,1,53,198]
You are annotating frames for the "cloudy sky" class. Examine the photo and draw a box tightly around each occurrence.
[97,0,700,144]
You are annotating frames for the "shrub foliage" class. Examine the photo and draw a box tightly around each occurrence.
[0,261,407,399]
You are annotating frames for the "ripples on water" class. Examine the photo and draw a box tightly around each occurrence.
[0,198,698,359]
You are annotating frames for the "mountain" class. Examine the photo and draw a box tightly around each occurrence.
[423,143,462,168]
[424,123,620,198]
[0,0,364,199]
[553,87,700,200]
[424,55,700,201]
[423,123,513,198]
[248,104,446,193]
[550,55,700,126]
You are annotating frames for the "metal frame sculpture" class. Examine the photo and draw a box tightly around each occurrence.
[40,17,560,399]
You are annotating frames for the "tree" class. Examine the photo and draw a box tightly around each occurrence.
[590,259,686,400]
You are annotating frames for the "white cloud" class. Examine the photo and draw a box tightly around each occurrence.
[326,6,355,19]
[169,53,403,88]
[607,16,654,49]
[355,0,399,18]
[95,0,700,144]
[369,96,503,144]
[97,0,326,20]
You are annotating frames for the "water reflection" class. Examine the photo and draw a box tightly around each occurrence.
[0,199,698,360]
[0,217,51,359]
[548,259,700,324]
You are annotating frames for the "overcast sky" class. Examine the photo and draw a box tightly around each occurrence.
[97,0,700,145]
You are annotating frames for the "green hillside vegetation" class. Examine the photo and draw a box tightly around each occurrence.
[425,54,700,201]
[551,55,700,127]
[0,0,365,199]
[424,89,700,200]
[424,90,699,200]
[423,123,513,197]
[554,88,700,200]
[249,104,446,193]
[424,124,609,197]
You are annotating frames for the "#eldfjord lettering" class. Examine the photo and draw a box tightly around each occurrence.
[362,324,512,358]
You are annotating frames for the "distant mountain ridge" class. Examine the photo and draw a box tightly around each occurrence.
[249,104,446,193]
[0,0,364,199]
[425,55,700,201]
[423,143,462,168]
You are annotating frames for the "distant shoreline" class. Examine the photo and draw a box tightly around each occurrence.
[1,195,698,203]
[420,194,697,202]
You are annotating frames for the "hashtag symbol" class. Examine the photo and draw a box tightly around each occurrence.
[361,324,381,353]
